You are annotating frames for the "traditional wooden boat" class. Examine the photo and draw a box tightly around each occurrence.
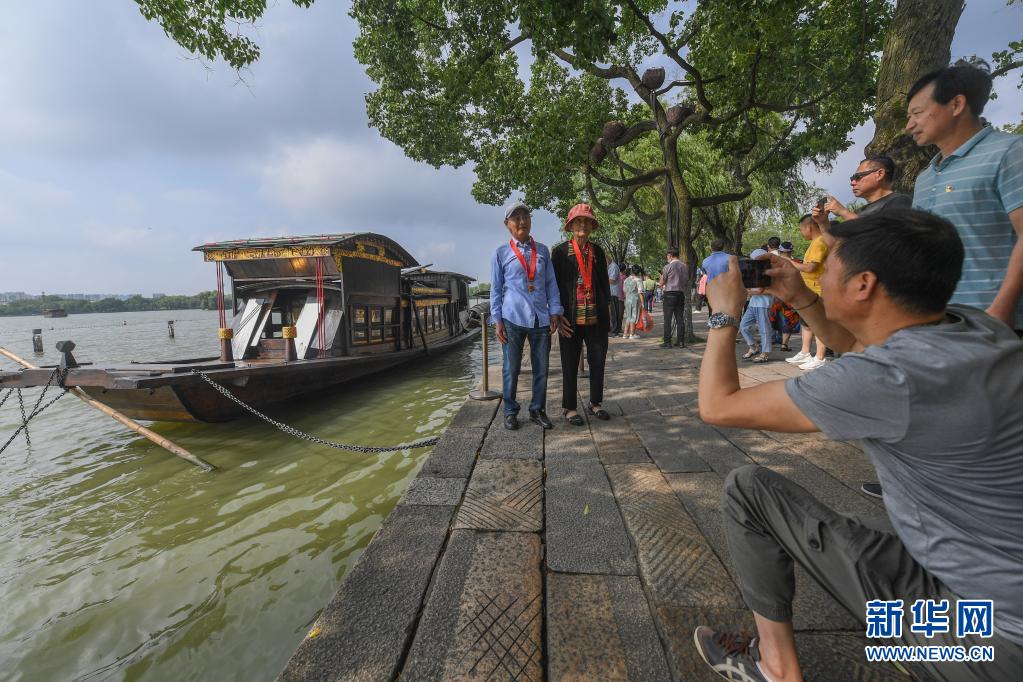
[42,308,68,318]
[1,234,481,422]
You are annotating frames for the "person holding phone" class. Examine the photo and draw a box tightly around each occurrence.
[784,215,829,370]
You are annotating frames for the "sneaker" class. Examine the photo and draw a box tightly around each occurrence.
[693,626,771,682]
[785,351,811,364]
[798,357,826,370]
[742,346,760,359]
[861,482,883,499]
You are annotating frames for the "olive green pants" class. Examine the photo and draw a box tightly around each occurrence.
[722,464,1023,682]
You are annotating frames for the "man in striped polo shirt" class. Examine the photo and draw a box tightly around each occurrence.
[908,61,1023,333]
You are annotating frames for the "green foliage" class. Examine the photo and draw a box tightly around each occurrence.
[133,0,314,69]
[348,0,891,260]
[0,292,227,317]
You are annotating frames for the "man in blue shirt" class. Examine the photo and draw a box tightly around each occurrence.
[490,201,564,430]
[908,61,1023,332]
[702,238,730,280]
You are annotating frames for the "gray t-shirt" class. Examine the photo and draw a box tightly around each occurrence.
[856,192,912,217]
[662,259,688,292]
[786,306,1023,643]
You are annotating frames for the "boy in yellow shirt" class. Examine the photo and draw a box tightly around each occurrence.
[784,215,829,370]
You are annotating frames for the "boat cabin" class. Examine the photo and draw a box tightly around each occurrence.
[194,234,474,362]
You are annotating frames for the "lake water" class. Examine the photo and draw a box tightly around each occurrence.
[0,309,496,681]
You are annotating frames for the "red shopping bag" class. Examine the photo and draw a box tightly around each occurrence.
[636,308,654,331]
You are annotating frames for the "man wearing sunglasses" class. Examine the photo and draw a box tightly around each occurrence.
[813,155,912,226]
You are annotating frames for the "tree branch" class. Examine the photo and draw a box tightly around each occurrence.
[992,58,1023,78]
[622,0,713,112]
[587,163,667,188]
[551,47,632,81]
[584,172,650,213]
[602,120,658,150]
[608,148,648,177]
[741,115,800,179]
[655,75,725,96]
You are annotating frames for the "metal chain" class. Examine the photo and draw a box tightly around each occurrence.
[0,369,69,454]
[17,390,29,447]
[190,370,440,453]
[0,388,11,410]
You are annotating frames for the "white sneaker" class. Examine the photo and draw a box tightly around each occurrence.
[798,357,826,370]
[785,351,811,364]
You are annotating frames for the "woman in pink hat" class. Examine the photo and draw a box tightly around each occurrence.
[551,203,613,424]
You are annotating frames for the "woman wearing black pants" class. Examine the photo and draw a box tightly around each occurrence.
[552,203,612,425]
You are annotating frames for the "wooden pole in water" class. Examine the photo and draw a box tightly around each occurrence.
[0,346,216,472]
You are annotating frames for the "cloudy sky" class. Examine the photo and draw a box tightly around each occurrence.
[2,1,1021,295]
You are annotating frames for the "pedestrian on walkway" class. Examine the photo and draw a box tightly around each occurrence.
[907,60,1023,333]
[659,248,688,347]
[489,200,563,431]
[785,215,828,370]
[642,269,656,312]
[552,203,612,426]
[695,209,1023,682]
[695,269,709,312]
[607,259,624,336]
[739,249,773,363]
[623,265,643,339]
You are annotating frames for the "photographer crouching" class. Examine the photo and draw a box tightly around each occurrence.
[693,209,1023,682]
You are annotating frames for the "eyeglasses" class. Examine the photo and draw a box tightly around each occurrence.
[849,168,881,182]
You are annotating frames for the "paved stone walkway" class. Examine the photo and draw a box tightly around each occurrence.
[280,311,905,681]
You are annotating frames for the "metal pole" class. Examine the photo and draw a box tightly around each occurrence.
[469,314,500,400]
[0,346,216,471]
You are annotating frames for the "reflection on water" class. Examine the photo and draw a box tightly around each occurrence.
[0,309,498,680]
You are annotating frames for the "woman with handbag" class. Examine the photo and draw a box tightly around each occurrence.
[552,203,612,425]
[623,264,643,339]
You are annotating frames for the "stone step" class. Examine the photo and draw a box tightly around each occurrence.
[402,530,543,681]
[455,459,543,533]
[547,572,672,681]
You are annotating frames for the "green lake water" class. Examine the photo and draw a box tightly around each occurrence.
[0,309,496,681]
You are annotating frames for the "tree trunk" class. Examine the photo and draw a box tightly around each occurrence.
[864,0,964,194]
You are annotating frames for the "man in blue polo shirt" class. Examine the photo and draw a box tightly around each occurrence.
[490,200,564,431]
[908,60,1023,333]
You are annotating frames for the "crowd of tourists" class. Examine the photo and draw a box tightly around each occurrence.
[490,61,1022,681]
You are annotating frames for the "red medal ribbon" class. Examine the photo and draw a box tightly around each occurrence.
[509,238,537,292]
[572,238,593,292]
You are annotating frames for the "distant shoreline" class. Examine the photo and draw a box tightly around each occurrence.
[0,292,230,318]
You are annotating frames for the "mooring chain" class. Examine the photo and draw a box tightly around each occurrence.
[190,370,440,453]
[0,367,69,455]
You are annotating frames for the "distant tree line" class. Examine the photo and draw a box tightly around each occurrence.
[0,292,231,317]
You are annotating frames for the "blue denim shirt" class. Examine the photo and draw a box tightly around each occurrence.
[490,238,563,328]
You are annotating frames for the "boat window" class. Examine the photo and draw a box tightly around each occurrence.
[370,308,382,324]
[354,307,366,325]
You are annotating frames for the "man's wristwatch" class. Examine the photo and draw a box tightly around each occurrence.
[707,312,739,329]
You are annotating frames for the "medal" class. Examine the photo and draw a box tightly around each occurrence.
[509,238,537,293]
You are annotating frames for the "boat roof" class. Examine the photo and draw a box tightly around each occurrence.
[192,232,419,266]
[404,269,476,283]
